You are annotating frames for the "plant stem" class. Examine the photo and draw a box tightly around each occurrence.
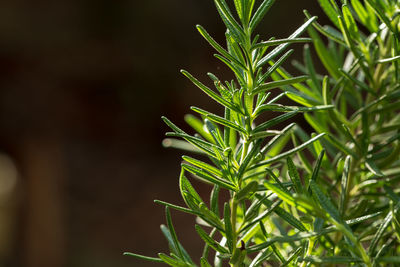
[300,237,315,267]
[240,139,250,165]
[230,197,240,267]
[332,220,372,267]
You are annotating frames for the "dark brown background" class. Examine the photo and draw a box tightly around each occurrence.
[0,1,327,266]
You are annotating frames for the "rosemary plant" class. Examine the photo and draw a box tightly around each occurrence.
[125,0,400,266]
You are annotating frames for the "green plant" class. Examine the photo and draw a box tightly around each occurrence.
[125,0,400,266]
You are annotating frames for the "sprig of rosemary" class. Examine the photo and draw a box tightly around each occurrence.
[126,0,400,266]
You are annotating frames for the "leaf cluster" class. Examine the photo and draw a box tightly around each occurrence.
[126,0,400,266]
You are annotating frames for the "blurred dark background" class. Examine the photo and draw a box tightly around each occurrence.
[0,1,327,266]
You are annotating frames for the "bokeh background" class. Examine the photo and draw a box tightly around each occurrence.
[0,1,328,266]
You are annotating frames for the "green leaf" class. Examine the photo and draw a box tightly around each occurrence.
[300,256,362,264]
[351,0,378,32]
[277,68,320,100]
[256,195,308,232]
[223,203,234,252]
[229,244,246,265]
[317,0,340,28]
[375,238,396,261]
[303,10,346,45]
[339,68,375,95]
[384,185,400,203]
[183,156,223,178]
[253,104,333,117]
[365,159,384,177]
[242,0,255,27]
[252,38,311,50]
[210,185,220,216]
[267,92,287,104]
[257,16,317,68]
[258,49,294,84]
[287,157,304,194]
[252,75,309,95]
[309,150,325,185]
[237,140,262,181]
[241,199,282,234]
[180,171,204,210]
[184,114,214,143]
[349,90,398,119]
[243,195,264,221]
[342,4,361,41]
[235,181,258,201]
[163,116,222,156]
[196,25,246,70]
[203,111,248,135]
[214,0,245,44]
[307,26,341,79]
[252,133,326,169]
[223,108,233,148]
[339,155,351,215]
[158,253,191,267]
[199,202,224,230]
[201,228,217,260]
[247,231,323,253]
[260,122,295,155]
[166,131,220,157]
[123,252,164,263]
[269,65,321,106]
[304,44,322,97]
[195,224,230,254]
[337,15,371,79]
[309,180,341,222]
[342,124,362,154]
[291,132,313,173]
[281,247,303,266]
[154,200,199,216]
[345,211,383,225]
[247,129,280,142]
[225,32,247,69]
[182,163,237,191]
[322,25,346,44]
[162,116,186,135]
[165,207,185,261]
[264,181,312,214]
[364,0,397,36]
[160,226,186,263]
[249,250,273,267]
[204,119,225,147]
[284,88,321,107]
[247,211,382,255]
[200,257,212,267]
[162,138,205,154]
[376,256,400,264]
[369,201,400,255]
[324,132,357,157]
[304,113,327,134]
[249,0,275,31]
[181,70,243,114]
[252,111,298,133]
[312,132,328,164]
[233,0,244,22]
[377,55,400,64]
[214,54,246,85]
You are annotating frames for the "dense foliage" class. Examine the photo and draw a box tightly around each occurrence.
[126,0,400,266]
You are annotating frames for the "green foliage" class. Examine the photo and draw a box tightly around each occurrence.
[126,0,400,266]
